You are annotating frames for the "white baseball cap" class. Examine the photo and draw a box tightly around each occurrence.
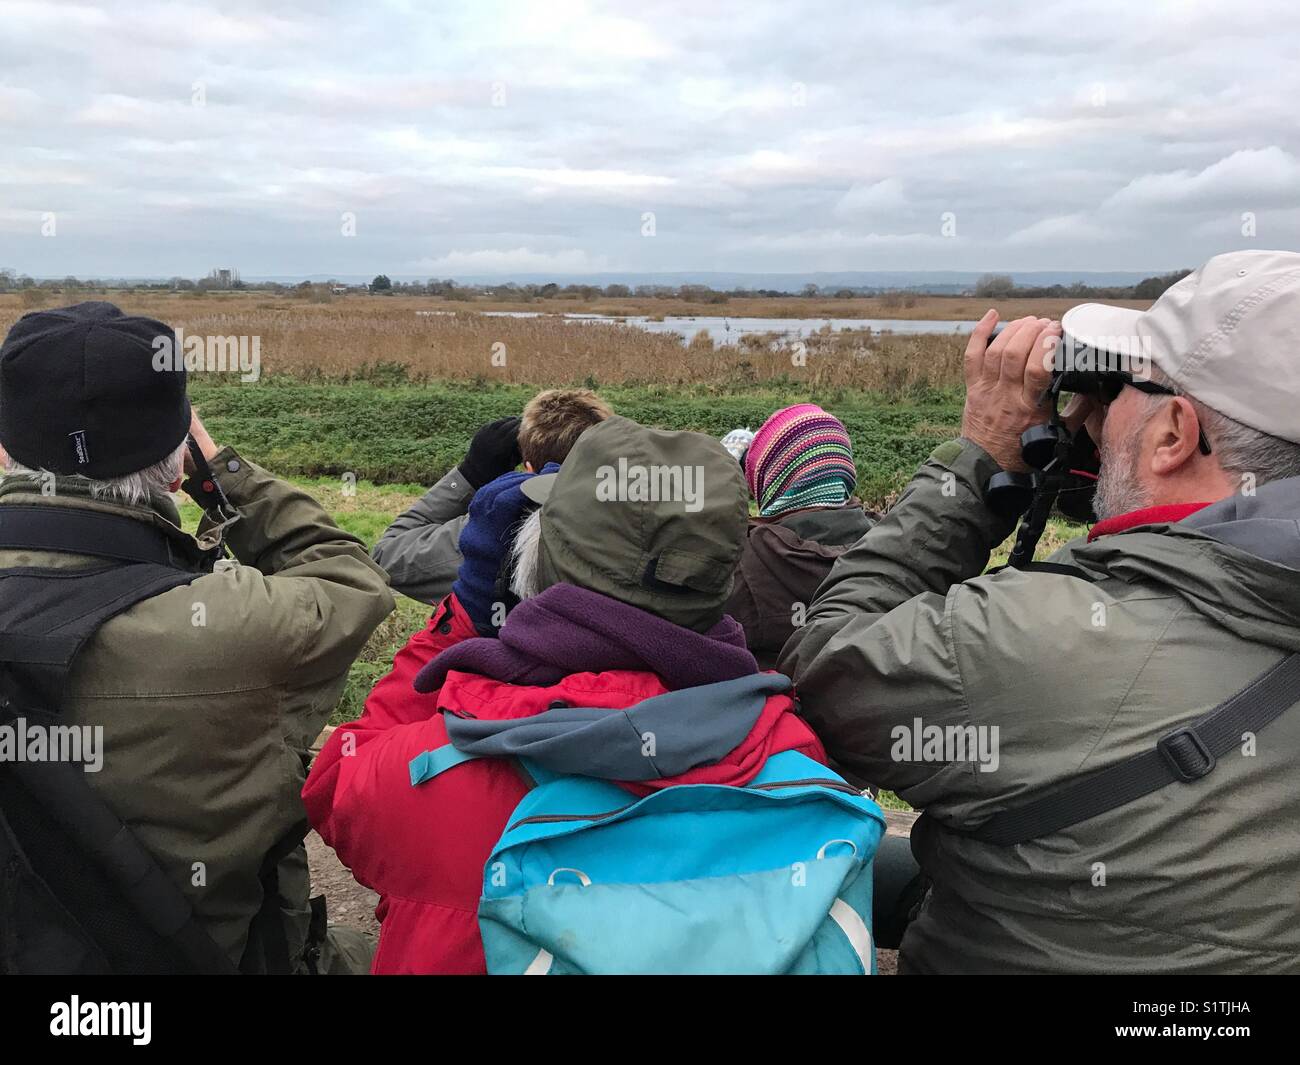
[1062,250,1300,444]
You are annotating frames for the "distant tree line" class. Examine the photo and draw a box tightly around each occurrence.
[0,268,1193,304]
[972,270,1192,302]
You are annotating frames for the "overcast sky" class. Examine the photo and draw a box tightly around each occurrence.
[2,0,1298,279]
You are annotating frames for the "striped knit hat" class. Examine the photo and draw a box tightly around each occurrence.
[745,404,856,518]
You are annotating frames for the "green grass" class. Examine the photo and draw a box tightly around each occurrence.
[189,377,962,512]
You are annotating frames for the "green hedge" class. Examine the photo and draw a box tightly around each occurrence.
[190,378,962,509]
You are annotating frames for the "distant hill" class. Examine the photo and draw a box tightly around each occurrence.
[23,268,1162,294]
[234,269,1158,294]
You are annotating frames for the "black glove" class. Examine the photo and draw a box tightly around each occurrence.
[459,416,523,489]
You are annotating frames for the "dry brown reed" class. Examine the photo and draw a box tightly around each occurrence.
[0,292,1046,393]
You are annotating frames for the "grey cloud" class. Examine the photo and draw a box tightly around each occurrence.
[0,0,1297,278]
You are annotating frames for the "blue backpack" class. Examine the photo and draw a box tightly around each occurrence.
[411,744,885,974]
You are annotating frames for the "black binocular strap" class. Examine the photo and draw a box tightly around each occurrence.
[955,652,1300,846]
[0,505,193,569]
[180,436,237,522]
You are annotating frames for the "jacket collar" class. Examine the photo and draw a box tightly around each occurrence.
[1087,501,1214,542]
[415,583,757,694]
[0,473,220,559]
[437,668,671,720]
[439,673,790,782]
[766,502,875,547]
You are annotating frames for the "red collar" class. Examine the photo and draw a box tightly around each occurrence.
[1087,501,1214,542]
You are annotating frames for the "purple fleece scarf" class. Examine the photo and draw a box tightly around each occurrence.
[413,583,757,693]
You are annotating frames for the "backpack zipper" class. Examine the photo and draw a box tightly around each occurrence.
[751,778,861,796]
[512,805,634,828]
[510,778,860,828]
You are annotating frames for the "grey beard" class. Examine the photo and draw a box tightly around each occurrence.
[1093,435,1153,521]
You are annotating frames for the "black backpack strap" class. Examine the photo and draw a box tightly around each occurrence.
[239,820,310,976]
[0,559,236,974]
[956,652,1300,846]
[0,504,212,570]
[0,751,238,974]
[1020,561,1095,580]
[0,563,201,712]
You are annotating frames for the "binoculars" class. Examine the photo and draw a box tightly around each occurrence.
[980,324,1104,568]
[985,381,1101,526]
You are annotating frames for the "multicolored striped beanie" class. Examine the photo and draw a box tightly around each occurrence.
[744,403,856,518]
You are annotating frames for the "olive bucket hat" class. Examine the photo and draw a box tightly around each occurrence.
[520,415,748,632]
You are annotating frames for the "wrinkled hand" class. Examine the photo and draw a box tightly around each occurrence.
[459,416,522,489]
[182,408,221,475]
[961,311,1061,472]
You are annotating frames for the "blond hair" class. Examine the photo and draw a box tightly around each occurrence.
[518,388,613,469]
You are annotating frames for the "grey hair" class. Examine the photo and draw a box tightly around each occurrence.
[1146,366,1300,486]
[509,507,545,601]
[2,439,188,507]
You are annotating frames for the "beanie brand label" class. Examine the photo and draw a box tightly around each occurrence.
[69,430,90,467]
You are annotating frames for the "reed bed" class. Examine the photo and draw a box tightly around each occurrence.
[0,294,968,396]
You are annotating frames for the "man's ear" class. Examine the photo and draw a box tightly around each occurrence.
[1149,396,1203,476]
[524,461,535,473]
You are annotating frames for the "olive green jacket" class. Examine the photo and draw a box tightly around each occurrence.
[0,449,394,967]
[780,438,1300,974]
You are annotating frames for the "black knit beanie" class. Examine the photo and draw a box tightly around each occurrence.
[0,301,191,478]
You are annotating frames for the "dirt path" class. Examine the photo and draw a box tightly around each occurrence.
[307,831,380,938]
[308,808,916,974]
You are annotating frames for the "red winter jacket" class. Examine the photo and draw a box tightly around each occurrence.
[303,594,825,974]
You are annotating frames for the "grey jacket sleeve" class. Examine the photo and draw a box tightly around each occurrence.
[777,438,1017,792]
[782,438,1014,651]
[370,465,474,604]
